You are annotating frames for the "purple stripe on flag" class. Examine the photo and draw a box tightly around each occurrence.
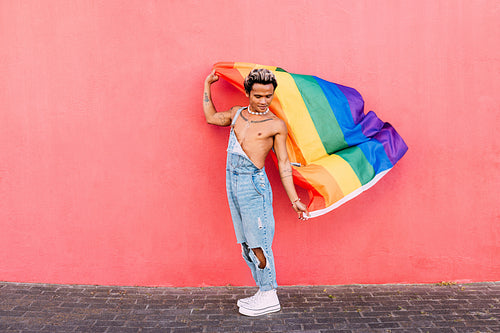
[336,84,384,137]
[335,84,365,124]
[373,123,409,165]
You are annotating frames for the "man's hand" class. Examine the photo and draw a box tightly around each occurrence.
[205,70,219,86]
[293,200,310,221]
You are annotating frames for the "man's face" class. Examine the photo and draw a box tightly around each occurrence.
[246,83,275,113]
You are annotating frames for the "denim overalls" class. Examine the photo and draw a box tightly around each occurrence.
[226,107,278,291]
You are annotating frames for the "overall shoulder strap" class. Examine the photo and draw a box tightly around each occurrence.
[231,107,246,127]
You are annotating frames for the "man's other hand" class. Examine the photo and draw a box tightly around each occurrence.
[205,69,219,85]
[293,201,310,221]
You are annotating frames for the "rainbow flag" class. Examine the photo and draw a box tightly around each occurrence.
[214,62,408,217]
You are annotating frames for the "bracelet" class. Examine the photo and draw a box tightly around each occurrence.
[291,198,300,205]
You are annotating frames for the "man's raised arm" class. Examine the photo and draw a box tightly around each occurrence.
[203,70,232,126]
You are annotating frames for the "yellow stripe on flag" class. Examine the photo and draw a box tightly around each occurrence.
[254,63,278,71]
[313,154,362,196]
[273,71,327,163]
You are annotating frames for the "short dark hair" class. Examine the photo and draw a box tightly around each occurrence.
[244,68,277,94]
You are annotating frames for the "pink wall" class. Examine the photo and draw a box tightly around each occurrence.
[1,1,499,287]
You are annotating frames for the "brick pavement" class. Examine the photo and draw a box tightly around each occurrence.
[0,282,498,333]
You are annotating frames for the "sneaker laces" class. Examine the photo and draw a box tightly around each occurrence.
[247,289,274,306]
[247,290,262,302]
[239,290,261,304]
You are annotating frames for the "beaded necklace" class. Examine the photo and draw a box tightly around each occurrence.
[247,105,269,115]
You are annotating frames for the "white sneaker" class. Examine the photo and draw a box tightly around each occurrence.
[237,290,261,308]
[238,289,280,316]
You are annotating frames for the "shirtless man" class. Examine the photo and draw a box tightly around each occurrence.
[203,68,309,316]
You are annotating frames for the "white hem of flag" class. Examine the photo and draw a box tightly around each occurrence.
[308,169,392,218]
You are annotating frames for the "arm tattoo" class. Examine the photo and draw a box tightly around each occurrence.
[280,166,293,179]
[218,113,227,126]
[203,92,209,103]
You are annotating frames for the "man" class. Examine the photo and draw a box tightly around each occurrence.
[203,68,309,316]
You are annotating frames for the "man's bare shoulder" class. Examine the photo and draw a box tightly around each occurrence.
[229,105,243,118]
[270,115,287,134]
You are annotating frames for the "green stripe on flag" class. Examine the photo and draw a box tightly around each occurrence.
[291,74,348,155]
[336,146,375,185]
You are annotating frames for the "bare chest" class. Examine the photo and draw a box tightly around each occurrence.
[233,115,276,147]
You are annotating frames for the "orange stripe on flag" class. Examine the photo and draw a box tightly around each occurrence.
[293,164,344,208]
[292,167,326,211]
